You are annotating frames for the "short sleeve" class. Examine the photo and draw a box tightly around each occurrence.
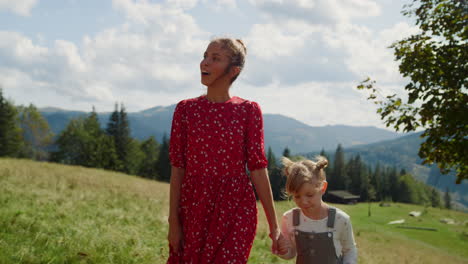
[169,101,187,168]
[246,101,268,171]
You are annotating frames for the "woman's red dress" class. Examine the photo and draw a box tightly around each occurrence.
[167,95,268,264]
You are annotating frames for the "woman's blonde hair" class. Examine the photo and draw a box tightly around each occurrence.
[209,37,247,83]
[282,156,328,195]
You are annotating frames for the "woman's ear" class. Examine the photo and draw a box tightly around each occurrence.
[229,66,241,78]
[321,181,328,194]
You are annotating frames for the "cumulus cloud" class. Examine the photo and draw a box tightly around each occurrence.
[0,31,48,65]
[323,22,419,88]
[0,0,415,130]
[202,0,238,11]
[250,0,380,25]
[0,0,210,110]
[234,79,384,128]
[166,0,199,10]
[247,23,310,60]
[0,0,38,16]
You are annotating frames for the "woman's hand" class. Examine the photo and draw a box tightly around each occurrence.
[269,228,288,255]
[168,219,183,253]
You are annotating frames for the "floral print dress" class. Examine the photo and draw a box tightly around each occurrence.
[167,95,268,264]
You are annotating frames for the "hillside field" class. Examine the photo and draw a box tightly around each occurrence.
[1,159,467,263]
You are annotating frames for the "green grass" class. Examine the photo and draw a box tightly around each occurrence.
[1,158,467,264]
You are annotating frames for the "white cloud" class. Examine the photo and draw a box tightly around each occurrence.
[0,0,415,130]
[54,40,87,73]
[246,23,311,60]
[216,0,237,9]
[0,31,48,64]
[250,0,381,25]
[0,0,38,16]
[166,0,199,10]
[0,0,210,110]
[234,79,385,128]
[323,22,419,87]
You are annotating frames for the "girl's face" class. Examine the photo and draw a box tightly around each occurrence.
[293,182,327,211]
[200,42,234,87]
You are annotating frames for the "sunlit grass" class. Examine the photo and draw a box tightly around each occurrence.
[1,158,467,263]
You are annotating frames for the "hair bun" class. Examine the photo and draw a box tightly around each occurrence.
[316,159,328,170]
[236,39,247,54]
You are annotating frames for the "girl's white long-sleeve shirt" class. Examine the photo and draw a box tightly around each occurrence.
[278,207,358,264]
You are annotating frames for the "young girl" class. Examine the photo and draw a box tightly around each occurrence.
[277,157,357,264]
[167,38,285,263]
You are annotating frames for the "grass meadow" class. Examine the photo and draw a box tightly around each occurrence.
[1,158,467,263]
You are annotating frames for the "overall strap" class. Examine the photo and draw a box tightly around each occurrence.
[327,207,336,228]
[292,208,301,226]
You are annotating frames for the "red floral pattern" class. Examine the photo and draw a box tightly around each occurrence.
[167,95,268,264]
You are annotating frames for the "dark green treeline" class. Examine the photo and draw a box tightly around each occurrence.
[268,144,443,208]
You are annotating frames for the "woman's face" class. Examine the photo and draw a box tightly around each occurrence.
[200,42,232,87]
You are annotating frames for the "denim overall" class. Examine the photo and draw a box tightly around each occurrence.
[293,207,343,264]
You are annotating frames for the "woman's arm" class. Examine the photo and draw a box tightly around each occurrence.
[167,166,185,252]
[250,168,287,255]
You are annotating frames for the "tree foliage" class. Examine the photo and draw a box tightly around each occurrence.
[52,109,120,170]
[17,104,54,160]
[106,103,134,173]
[156,134,171,182]
[0,88,22,157]
[357,0,467,183]
[139,136,160,179]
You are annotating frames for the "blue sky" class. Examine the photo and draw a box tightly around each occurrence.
[0,0,418,129]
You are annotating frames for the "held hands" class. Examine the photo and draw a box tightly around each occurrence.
[269,229,289,255]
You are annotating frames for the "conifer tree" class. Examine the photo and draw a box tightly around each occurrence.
[82,107,102,167]
[359,164,371,201]
[53,109,120,170]
[430,187,441,208]
[139,136,159,179]
[282,146,291,158]
[332,144,347,190]
[106,103,119,137]
[0,88,22,157]
[83,108,120,169]
[347,155,362,195]
[371,163,382,200]
[156,134,171,182]
[106,103,133,173]
[388,167,400,202]
[267,146,277,170]
[444,187,451,209]
[267,146,285,200]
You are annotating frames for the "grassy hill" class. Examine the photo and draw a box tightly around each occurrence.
[1,159,467,263]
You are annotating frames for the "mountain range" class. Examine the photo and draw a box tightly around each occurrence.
[41,104,401,155]
[40,104,467,209]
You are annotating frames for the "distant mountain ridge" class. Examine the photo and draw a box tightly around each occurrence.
[40,104,467,209]
[40,104,401,155]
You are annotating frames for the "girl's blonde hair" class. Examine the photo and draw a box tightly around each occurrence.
[209,37,247,83]
[282,156,328,195]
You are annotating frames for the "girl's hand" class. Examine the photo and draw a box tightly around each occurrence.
[269,228,283,254]
[168,219,183,253]
[276,235,291,255]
